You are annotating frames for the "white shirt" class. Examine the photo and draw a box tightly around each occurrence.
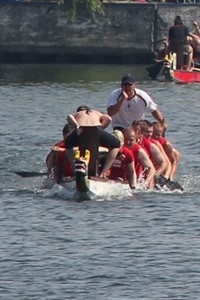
[107,88,158,128]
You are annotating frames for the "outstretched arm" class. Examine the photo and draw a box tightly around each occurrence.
[67,114,82,135]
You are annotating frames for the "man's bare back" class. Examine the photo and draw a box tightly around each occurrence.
[75,110,103,127]
[67,109,111,129]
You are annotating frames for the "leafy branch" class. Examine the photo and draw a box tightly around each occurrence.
[58,0,105,20]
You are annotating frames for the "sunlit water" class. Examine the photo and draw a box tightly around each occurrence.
[0,64,199,299]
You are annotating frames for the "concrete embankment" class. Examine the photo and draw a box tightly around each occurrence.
[0,2,199,63]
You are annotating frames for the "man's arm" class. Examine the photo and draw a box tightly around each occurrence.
[151,143,168,177]
[107,92,127,116]
[67,114,82,135]
[151,109,167,134]
[138,148,156,189]
[99,114,112,129]
[193,21,200,36]
[127,161,137,189]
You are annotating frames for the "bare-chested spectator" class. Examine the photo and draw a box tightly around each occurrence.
[188,22,200,67]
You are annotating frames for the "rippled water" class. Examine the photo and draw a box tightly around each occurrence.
[0,64,199,299]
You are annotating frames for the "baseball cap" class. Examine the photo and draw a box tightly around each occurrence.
[112,130,124,145]
[121,74,135,85]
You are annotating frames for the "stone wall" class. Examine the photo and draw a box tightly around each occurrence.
[0,2,199,63]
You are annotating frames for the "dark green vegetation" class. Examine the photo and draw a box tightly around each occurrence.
[58,0,105,20]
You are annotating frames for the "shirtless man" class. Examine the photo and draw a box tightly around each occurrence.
[188,28,200,67]
[192,21,200,37]
[66,105,121,178]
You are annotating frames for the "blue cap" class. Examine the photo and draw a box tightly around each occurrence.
[121,74,135,85]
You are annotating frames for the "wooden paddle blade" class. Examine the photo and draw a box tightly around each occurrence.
[166,180,184,191]
[14,171,47,178]
[154,175,184,191]
[154,175,168,187]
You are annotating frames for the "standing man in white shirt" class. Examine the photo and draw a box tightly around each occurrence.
[107,74,167,132]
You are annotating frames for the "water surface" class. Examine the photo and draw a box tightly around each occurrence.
[0,63,199,300]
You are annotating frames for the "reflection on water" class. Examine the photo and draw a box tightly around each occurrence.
[0,63,150,84]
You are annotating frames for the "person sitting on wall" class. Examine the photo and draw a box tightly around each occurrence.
[192,21,200,37]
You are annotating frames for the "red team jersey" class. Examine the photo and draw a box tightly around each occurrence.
[49,140,73,177]
[109,146,134,181]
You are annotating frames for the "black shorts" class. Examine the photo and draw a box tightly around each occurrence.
[65,126,120,149]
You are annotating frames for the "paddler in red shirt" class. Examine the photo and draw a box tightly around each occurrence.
[46,124,74,183]
[152,122,181,180]
[108,130,137,189]
[132,120,168,178]
[123,127,156,189]
[142,120,172,180]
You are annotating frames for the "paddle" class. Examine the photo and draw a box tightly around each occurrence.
[154,175,184,191]
[14,171,47,178]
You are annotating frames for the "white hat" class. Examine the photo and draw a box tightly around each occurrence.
[112,130,124,145]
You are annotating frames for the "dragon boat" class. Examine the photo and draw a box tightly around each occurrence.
[15,127,184,200]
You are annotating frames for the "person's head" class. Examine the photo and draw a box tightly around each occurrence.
[141,120,153,139]
[152,122,164,139]
[112,130,124,147]
[123,127,137,149]
[174,15,183,26]
[132,120,148,141]
[62,124,72,139]
[76,105,91,113]
[121,74,136,98]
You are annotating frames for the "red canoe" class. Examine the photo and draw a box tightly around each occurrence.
[173,69,200,83]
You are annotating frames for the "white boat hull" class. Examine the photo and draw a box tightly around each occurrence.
[43,176,132,200]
